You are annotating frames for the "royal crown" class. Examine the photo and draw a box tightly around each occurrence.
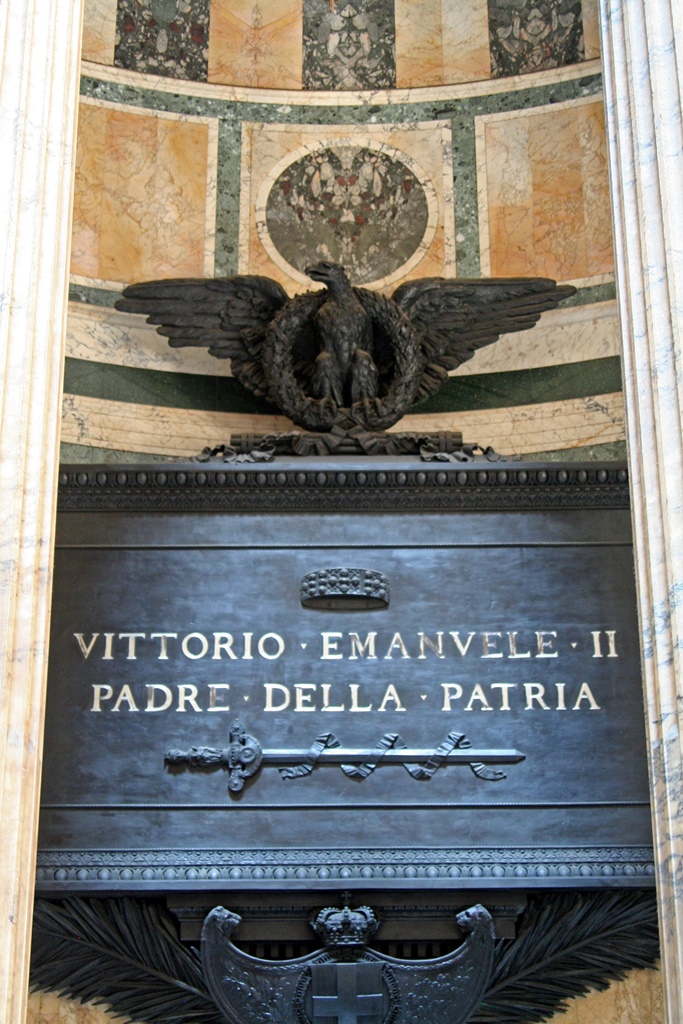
[312,902,379,946]
[300,567,389,609]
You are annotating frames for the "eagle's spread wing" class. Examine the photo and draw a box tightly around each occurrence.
[392,277,575,403]
[116,276,289,399]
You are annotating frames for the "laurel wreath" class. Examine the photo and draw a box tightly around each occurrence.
[261,290,424,432]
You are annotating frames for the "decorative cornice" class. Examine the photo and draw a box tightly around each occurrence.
[57,461,630,513]
[35,846,654,891]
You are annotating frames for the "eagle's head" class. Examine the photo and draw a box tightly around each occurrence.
[305,261,350,288]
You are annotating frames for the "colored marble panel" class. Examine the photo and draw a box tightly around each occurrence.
[241,121,454,293]
[529,106,587,281]
[71,103,108,280]
[208,0,303,89]
[265,146,430,284]
[80,47,602,105]
[66,302,234,375]
[394,0,443,88]
[458,301,620,374]
[398,391,624,454]
[302,0,396,90]
[71,101,216,286]
[578,102,614,276]
[395,0,490,88]
[442,0,490,83]
[114,0,209,80]
[477,97,614,283]
[82,0,117,64]
[59,389,624,456]
[61,393,293,456]
[488,0,585,77]
[582,0,600,59]
[554,968,663,1024]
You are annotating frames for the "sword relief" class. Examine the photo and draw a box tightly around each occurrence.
[165,718,524,793]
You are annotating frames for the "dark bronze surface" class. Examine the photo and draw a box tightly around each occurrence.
[36,458,653,892]
[201,902,495,1024]
[115,264,574,434]
[29,891,660,1024]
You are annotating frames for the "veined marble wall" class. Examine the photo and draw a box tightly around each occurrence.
[81,0,600,88]
[63,53,621,463]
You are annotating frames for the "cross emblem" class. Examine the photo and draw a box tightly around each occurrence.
[311,962,385,1024]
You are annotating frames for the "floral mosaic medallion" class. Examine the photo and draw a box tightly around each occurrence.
[114,0,210,80]
[263,145,431,286]
[488,0,585,77]
[302,0,396,90]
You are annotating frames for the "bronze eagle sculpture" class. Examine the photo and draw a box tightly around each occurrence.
[116,262,575,433]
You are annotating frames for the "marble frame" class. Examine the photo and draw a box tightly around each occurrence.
[239,120,455,292]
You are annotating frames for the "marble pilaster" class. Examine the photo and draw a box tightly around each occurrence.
[0,0,84,1020]
[599,0,683,1020]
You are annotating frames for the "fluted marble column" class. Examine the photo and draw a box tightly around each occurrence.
[599,0,683,1020]
[0,0,84,1020]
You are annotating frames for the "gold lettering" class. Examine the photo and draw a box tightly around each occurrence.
[573,683,600,710]
[119,632,146,659]
[482,632,503,658]
[418,632,444,659]
[441,683,463,710]
[507,631,531,658]
[349,684,373,712]
[295,683,317,711]
[150,632,177,659]
[321,632,343,659]
[258,633,285,660]
[348,632,377,659]
[208,684,231,711]
[449,631,476,656]
[212,633,237,660]
[524,683,549,709]
[383,633,411,659]
[181,633,209,660]
[103,632,114,660]
[592,630,619,658]
[112,684,139,712]
[378,684,406,712]
[264,683,290,711]
[176,684,202,712]
[91,684,113,711]
[75,633,99,659]
[491,682,516,710]
[555,682,567,710]
[465,684,493,711]
[536,631,558,658]
[145,684,173,711]
[321,683,345,712]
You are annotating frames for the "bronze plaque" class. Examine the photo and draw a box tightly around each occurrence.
[36,459,653,892]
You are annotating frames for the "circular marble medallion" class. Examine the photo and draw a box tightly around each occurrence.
[259,143,435,286]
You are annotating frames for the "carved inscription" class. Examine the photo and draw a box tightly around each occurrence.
[76,627,614,715]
